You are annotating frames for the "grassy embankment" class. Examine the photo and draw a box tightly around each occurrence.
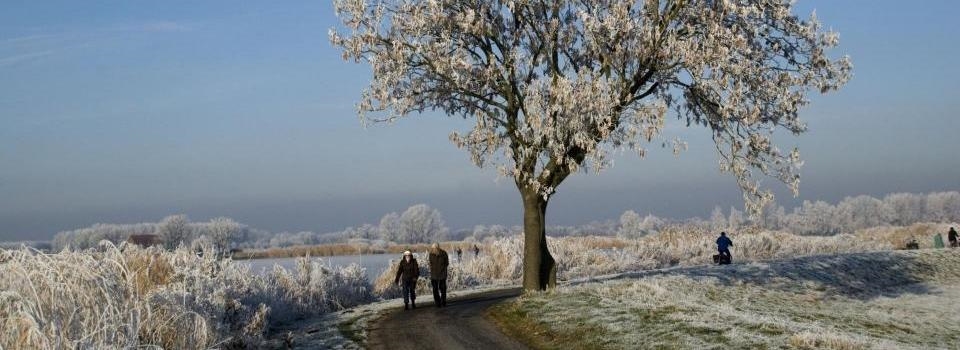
[490,248,960,349]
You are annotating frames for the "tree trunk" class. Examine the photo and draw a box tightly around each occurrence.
[521,187,556,292]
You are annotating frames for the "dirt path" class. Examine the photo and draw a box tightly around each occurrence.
[366,287,527,350]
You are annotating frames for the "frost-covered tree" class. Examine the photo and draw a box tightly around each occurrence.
[207,217,242,256]
[618,210,643,239]
[710,206,727,230]
[883,193,926,226]
[378,212,402,241]
[399,204,449,243]
[786,200,840,235]
[618,210,662,239]
[728,207,746,229]
[835,195,894,231]
[344,224,381,240]
[52,222,157,251]
[331,0,850,290]
[158,215,191,250]
[759,202,786,230]
[924,191,960,223]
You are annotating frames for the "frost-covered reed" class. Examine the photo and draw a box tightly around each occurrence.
[0,241,373,349]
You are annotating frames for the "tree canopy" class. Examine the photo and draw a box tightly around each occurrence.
[330,0,851,214]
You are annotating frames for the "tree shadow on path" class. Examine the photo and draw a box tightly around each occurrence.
[574,250,956,300]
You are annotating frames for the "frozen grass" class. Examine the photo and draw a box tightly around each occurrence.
[3,223,946,348]
[372,225,904,296]
[0,241,374,349]
[492,249,960,349]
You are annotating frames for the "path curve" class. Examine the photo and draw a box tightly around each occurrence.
[366,287,527,350]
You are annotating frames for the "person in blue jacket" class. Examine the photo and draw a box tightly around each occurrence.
[717,232,733,263]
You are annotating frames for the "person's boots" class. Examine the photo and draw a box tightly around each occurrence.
[411,300,416,309]
[404,303,409,310]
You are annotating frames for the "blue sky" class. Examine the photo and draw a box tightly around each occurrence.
[1,1,958,241]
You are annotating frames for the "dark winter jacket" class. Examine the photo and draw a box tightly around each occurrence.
[429,249,449,280]
[949,228,958,242]
[395,258,419,284]
[717,235,733,250]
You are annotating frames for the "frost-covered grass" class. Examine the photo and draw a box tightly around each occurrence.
[372,225,901,296]
[4,221,940,349]
[0,241,374,349]
[491,249,960,349]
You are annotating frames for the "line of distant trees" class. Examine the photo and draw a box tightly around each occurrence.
[45,191,959,252]
[705,191,960,236]
[615,191,960,238]
[51,215,249,253]
[50,204,452,251]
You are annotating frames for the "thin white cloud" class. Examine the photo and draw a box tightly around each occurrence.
[141,20,193,33]
[1,34,64,45]
[0,50,55,67]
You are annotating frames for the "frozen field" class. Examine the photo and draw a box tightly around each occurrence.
[492,249,960,349]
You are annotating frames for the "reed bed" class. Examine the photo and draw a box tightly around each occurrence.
[0,241,374,349]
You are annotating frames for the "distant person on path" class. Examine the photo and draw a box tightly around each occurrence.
[455,247,463,261]
[473,244,480,258]
[428,243,449,307]
[933,232,945,249]
[716,232,733,263]
[394,250,419,310]
[948,227,958,248]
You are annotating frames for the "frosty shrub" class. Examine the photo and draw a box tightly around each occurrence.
[264,256,373,322]
[0,242,373,349]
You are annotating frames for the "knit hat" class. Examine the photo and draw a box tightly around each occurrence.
[403,250,412,256]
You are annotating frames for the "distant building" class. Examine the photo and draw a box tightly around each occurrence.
[126,234,160,247]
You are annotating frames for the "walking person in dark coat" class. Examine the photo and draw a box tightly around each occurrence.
[717,232,733,263]
[394,250,419,310]
[455,247,463,262]
[473,244,480,258]
[949,227,958,248]
[428,243,449,307]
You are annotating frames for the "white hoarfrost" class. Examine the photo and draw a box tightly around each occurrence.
[330,0,852,214]
[0,243,374,349]
[498,249,960,349]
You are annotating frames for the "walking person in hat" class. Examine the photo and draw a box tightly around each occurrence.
[394,250,419,310]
